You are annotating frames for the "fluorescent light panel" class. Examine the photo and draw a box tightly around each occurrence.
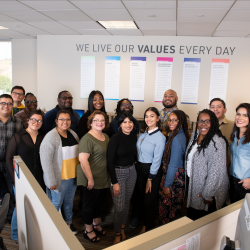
[0,26,9,30]
[98,21,137,29]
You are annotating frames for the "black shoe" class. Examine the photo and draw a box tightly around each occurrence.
[69,224,78,235]
[129,217,139,229]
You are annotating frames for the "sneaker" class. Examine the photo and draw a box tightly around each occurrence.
[69,224,78,235]
[129,217,139,229]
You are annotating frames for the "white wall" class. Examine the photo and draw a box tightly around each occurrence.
[12,39,37,96]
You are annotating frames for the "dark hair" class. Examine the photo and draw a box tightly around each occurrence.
[87,110,109,130]
[117,112,138,134]
[55,110,71,120]
[11,86,25,95]
[141,107,162,133]
[0,94,13,102]
[28,109,44,122]
[209,98,226,108]
[58,90,69,98]
[230,103,250,144]
[25,92,36,101]
[187,109,228,157]
[88,90,106,114]
[163,110,189,173]
[115,98,134,115]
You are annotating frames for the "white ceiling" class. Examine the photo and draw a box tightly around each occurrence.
[0,0,249,39]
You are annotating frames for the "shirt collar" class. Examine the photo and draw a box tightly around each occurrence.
[56,105,73,113]
[13,103,25,109]
[147,127,159,135]
[161,106,179,115]
[221,116,228,125]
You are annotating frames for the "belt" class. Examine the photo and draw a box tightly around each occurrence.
[0,158,6,162]
[115,164,133,169]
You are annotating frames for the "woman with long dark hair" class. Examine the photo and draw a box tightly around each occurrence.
[136,107,166,232]
[159,110,189,224]
[185,109,229,220]
[79,90,112,139]
[229,103,250,203]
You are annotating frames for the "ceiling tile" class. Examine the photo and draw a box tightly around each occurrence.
[39,10,92,21]
[177,22,219,30]
[232,1,250,9]
[0,11,53,22]
[0,35,10,39]
[59,21,104,30]
[83,9,132,21]
[0,22,35,30]
[177,30,213,36]
[78,29,111,35]
[178,9,228,22]
[129,9,176,21]
[178,1,234,9]
[0,13,17,22]
[13,28,52,35]
[142,30,176,36]
[70,1,124,9]
[108,29,143,35]
[213,30,250,37]
[0,29,32,38]
[123,1,176,9]
[43,29,80,35]
[224,9,250,22]
[26,21,69,29]
[20,1,77,11]
[217,21,250,31]
[136,21,176,30]
[0,1,32,11]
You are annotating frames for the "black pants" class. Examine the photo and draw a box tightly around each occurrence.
[81,186,107,225]
[229,175,250,204]
[136,163,162,231]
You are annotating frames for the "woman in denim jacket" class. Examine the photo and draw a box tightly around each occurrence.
[229,103,250,203]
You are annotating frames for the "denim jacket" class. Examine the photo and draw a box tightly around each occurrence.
[230,132,250,180]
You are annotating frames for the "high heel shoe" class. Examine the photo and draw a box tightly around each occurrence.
[93,223,106,235]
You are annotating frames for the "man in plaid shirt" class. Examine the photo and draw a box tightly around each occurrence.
[0,94,23,224]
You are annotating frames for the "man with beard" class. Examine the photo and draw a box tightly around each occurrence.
[110,98,139,134]
[44,91,80,134]
[160,89,192,135]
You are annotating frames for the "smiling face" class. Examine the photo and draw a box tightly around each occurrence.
[11,88,25,104]
[120,100,133,115]
[91,114,105,131]
[56,113,71,131]
[235,107,249,129]
[25,95,37,113]
[27,114,43,131]
[162,90,178,109]
[210,100,227,121]
[57,91,73,110]
[145,110,160,130]
[93,94,104,110]
[120,117,134,135]
[168,113,179,131]
[0,97,13,117]
[197,113,211,137]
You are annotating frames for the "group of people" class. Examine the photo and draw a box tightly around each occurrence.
[0,86,249,245]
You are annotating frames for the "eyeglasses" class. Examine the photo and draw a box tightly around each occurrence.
[197,119,211,125]
[59,97,73,101]
[29,118,42,124]
[12,92,24,96]
[93,119,105,123]
[26,101,37,104]
[168,119,179,124]
[0,102,13,106]
[58,118,71,122]
[121,104,133,107]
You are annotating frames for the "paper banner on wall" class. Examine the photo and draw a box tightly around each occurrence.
[80,56,95,99]
[181,58,201,105]
[129,57,146,102]
[104,56,120,100]
[208,59,230,103]
[154,57,173,102]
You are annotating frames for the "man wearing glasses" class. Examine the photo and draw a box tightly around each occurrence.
[10,86,25,115]
[110,98,139,135]
[0,94,23,225]
[44,91,80,134]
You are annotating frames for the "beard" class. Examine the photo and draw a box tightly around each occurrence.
[162,99,177,109]
[119,108,133,116]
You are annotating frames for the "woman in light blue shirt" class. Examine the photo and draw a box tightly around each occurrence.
[230,103,250,203]
[136,107,166,232]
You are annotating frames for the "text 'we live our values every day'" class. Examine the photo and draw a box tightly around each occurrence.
[76,44,236,55]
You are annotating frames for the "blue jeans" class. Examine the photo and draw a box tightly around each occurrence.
[46,178,77,224]
[11,186,18,241]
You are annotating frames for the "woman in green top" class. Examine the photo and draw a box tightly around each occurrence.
[78,110,110,243]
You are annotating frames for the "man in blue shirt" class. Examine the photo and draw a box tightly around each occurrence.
[110,98,139,135]
[44,91,80,135]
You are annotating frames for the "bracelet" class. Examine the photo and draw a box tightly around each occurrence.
[148,178,152,181]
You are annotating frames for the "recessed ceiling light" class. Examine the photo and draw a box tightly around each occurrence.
[0,26,8,30]
[197,14,204,17]
[148,14,156,17]
[98,21,137,29]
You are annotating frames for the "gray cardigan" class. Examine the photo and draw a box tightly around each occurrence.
[40,128,79,192]
[185,131,229,211]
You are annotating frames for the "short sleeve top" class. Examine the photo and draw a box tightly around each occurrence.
[77,133,110,189]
